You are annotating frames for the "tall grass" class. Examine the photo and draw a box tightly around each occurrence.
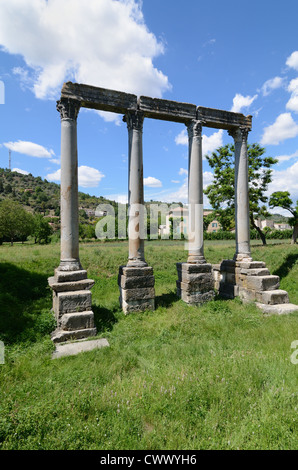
[0,239,297,449]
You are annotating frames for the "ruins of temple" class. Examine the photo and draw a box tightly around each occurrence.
[48,82,298,344]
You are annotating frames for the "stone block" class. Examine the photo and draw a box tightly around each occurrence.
[53,290,92,315]
[119,266,154,277]
[52,338,109,359]
[48,277,95,292]
[120,287,155,302]
[177,288,214,305]
[138,95,196,123]
[245,275,280,292]
[60,311,95,331]
[51,327,97,344]
[240,268,270,276]
[119,274,155,289]
[176,262,213,274]
[236,261,266,270]
[120,297,155,314]
[255,290,289,305]
[256,303,298,316]
[238,287,257,303]
[54,269,88,283]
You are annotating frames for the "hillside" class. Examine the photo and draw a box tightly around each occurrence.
[0,168,117,217]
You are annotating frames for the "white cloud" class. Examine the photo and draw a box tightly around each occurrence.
[202,129,223,156]
[171,180,180,184]
[179,168,188,176]
[268,161,298,201]
[261,113,298,145]
[49,158,60,165]
[0,0,171,117]
[144,176,162,188]
[230,93,258,113]
[104,194,128,204]
[12,168,29,175]
[275,150,298,164]
[3,140,55,158]
[286,78,298,112]
[46,165,105,188]
[261,76,285,96]
[175,129,188,146]
[175,129,224,158]
[286,51,298,71]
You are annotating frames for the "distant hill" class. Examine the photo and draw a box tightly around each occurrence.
[0,168,118,217]
[0,168,289,224]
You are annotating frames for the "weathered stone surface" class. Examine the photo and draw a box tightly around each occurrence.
[54,269,88,283]
[53,290,92,315]
[51,327,97,344]
[177,288,214,305]
[238,287,257,303]
[256,303,298,316]
[245,275,280,292]
[255,290,289,305]
[119,275,155,289]
[138,95,196,123]
[60,311,95,331]
[236,261,266,269]
[177,278,214,293]
[119,266,153,277]
[61,82,138,114]
[240,268,270,276]
[120,298,155,314]
[176,262,213,274]
[48,277,95,292]
[197,106,252,131]
[120,287,155,302]
[52,338,109,359]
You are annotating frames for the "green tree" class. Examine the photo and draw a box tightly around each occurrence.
[0,200,34,245]
[204,143,277,245]
[269,191,298,244]
[33,214,53,244]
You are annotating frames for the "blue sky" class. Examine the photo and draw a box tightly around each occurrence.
[0,0,298,213]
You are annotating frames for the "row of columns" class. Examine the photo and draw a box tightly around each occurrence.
[51,98,251,333]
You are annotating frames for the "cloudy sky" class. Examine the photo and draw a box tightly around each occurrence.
[0,0,298,211]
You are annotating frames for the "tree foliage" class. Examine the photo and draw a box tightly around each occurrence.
[269,191,298,244]
[204,143,278,245]
[0,199,34,245]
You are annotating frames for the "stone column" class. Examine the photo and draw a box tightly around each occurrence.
[118,111,155,314]
[48,98,96,343]
[231,127,251,261]
[187,120,205,264]
[56,98,81,272]
[176,120,214,305]
[126,111,147,267]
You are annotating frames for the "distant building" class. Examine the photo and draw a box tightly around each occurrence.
[158,206,221,236]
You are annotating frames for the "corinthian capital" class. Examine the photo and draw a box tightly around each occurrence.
[229,126,250,143]
[186,120,202,139]
[124,111,144,132]
[57,98,81,121]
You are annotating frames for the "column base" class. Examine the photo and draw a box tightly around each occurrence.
[118,265,155,314]
[57,259,83,272]
[176,262,214,305]
[48,268,96,344]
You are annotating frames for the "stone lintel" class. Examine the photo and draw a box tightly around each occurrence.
[60,82,252,130]
[61,82,138,115]
[197,106,252,131]
[138,95,196,123]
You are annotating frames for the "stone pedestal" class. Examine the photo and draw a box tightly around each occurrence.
[118,265,155,314]
[213,259,298,315]
[49,269,97,343]
[176,262,214,305]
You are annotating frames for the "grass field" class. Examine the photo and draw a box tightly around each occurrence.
[0,239,297,450]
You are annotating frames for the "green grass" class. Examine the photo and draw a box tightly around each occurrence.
[0,239,298,449]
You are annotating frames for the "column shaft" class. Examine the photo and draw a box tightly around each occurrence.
[126,111,147,267]
[232,127,251,260]
[57,99,82,271]
[187,120,205,264]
